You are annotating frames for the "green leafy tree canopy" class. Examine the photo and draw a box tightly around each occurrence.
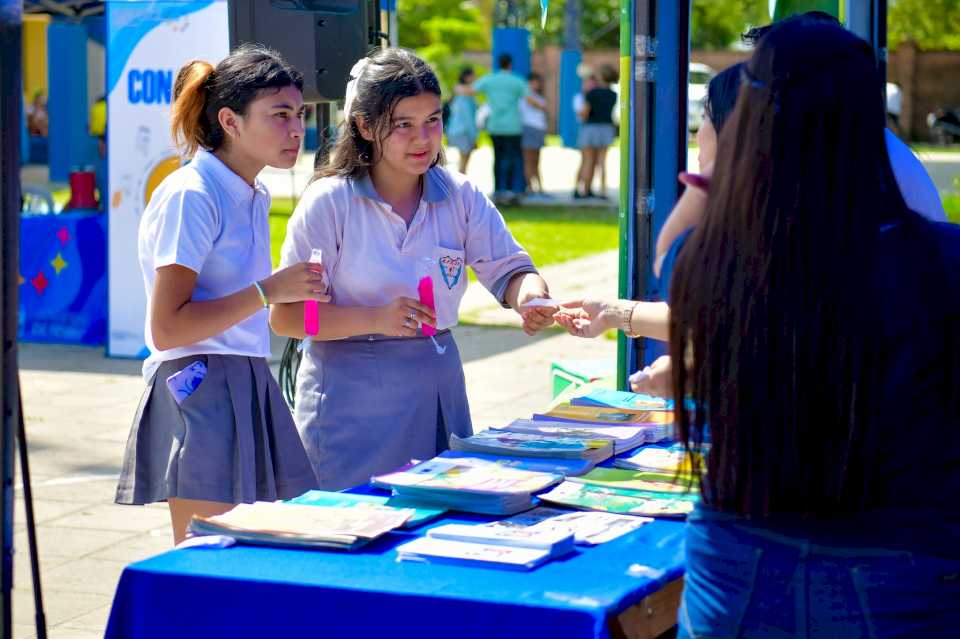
[691,0,770,50]
[889,0,960,51]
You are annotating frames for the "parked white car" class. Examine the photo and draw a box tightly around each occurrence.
[688,63,716,133]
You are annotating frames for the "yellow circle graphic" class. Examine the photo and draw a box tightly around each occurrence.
[144,156,182,206]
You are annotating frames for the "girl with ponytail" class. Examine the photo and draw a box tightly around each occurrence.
[271,48,555,490]
[115,44,324,544]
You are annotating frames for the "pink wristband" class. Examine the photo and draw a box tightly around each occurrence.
[679,171,710,191]
[304,300,319,336]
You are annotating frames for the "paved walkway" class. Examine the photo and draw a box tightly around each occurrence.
[12,250,617,639]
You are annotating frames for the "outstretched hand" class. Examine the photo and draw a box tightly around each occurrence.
[517,295,557,336]
[629,355,673,398]
[553,298,614,339]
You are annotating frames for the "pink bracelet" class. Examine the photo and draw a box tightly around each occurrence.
[679,171,710,191]
[304,300,319,336]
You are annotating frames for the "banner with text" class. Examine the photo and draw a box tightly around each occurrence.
[106,0,228,357]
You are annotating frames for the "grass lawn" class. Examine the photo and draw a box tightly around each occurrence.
[908,143,960,155]
[268,199,619,271]
[945,192,960,224]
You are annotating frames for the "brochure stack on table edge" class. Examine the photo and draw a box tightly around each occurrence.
[188,501,414,550]
[370,457,563,515]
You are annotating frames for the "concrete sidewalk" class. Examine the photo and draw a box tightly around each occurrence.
[11,250,618,638]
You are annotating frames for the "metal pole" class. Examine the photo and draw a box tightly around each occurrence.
[618,0,656,387]
[618,0,690,386]
[0,2,23,635]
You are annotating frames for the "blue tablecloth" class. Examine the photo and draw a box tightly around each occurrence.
[105,498,686,639]
[19,210,107,345]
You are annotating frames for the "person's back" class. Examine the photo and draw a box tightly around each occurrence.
[474,68,527,136]
[668,19,960,638]
[583,85,616,125]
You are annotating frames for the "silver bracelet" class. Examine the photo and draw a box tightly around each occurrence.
[621,301,640,337]
[252,280,269,308]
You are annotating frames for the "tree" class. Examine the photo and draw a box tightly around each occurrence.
[691,0,770,50]
[523,0,621,49]
[888,0,960,51]
[398,0,492,93]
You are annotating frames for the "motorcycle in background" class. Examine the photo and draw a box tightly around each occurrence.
[927,107,960,145]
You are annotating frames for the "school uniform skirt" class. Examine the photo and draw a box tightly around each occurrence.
[115,354,319,505]
[294,330,473,491]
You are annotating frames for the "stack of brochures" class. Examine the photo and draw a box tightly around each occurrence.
[476,506,654,546]
[538,465,699,517]
[571,389,673,411]
[449,430,614,462]
[498,418,652,453]
[438,449,595,477]
[613,442,705,474]
[188,501,413,550]
[371,457,563,515]
[396,522,575,570]
[533,404,674,443]
[286,490,446,529]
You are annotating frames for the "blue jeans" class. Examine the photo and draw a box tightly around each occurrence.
[490,134,524,194]
[679,507,960,638]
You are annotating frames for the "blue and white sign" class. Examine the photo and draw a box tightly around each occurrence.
[106,1,228,357]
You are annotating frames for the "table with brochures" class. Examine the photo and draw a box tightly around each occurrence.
[106,388,690,638]
[104,488,686,639]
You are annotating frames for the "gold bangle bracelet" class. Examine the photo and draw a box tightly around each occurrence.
[622,301,640,337]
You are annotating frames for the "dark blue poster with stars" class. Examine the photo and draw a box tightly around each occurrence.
[19,211,107,344]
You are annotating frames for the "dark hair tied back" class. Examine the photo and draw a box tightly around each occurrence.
[171,43,303,157]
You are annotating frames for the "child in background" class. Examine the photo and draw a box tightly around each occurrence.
[446,66,479,175]
[520,72,549,199]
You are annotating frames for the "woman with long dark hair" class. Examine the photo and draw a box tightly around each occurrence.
[671,20,960,636]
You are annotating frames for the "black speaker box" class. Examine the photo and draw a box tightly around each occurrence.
[228,0,376,103]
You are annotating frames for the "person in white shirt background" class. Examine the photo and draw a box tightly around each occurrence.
[271,48,556,490]
[519,72,549,198]
[115,45,326,545]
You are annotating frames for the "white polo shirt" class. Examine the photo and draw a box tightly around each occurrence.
[139,148,273,382]
[280,166,536,331]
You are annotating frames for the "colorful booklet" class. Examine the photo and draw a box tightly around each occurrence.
[188,501,413,550]
[567,467,696,495]
[372,458,562,495]
[571,389,673,411]
[498,419,649,453]
[427,522,575,555]
[613,443,705,475]
[449,431,614,462]
[286,490,446,529]
[479,506,654,546]
[396,536,558,571]
[371,458,563,515]
[437,450,596,477]
[538,481,697,518]
[535,403,673,426]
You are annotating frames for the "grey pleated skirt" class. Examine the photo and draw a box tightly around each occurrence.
[115,354,319,505]
[295,330,473,491]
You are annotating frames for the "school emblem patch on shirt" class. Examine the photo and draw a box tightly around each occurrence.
[439,255,464,289]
